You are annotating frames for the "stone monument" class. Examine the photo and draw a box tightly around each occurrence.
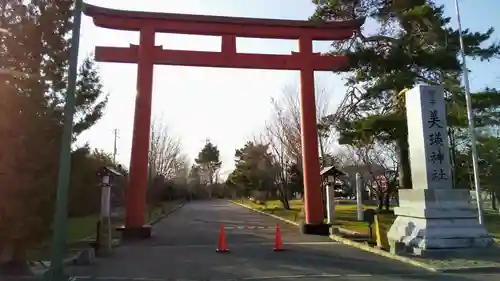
[387,85,492,256]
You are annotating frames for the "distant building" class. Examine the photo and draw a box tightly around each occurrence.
[336,164,396,199]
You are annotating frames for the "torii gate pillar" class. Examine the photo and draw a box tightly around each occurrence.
[298,37,326,234]
[122,28,155,239]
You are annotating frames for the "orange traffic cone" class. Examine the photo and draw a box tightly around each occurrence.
[216,224,229,253]
[273,223,285,251]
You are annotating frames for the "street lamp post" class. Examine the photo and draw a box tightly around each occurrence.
[453,0,485,224]
[46,0,83,280]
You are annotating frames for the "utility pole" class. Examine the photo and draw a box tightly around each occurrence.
[113,128,118,163]
[47,0,83,280]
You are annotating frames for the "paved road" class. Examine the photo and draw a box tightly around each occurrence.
[66,200,499,281]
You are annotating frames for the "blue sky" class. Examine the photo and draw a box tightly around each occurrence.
[77,0,500,177]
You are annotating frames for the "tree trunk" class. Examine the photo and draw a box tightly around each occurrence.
[0,244,30,276]
[318,135,325,168]
[280,197,290,210]
[397,136,412,189]
[394,190,400,206]
[278,184,290,210]
[492,191,498,210]
[383,191,391,211]
[495,192,500,213]
[377,195,384,210]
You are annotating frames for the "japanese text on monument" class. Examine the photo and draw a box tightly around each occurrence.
[426,89,448,182]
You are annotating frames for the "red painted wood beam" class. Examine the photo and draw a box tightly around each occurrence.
[83,3,364,40]
[92,16,355,40]
[95,46,349,71]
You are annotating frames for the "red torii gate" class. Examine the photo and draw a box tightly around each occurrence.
[83,3,363,238]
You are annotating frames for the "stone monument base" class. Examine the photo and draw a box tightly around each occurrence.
[387,189,492,257]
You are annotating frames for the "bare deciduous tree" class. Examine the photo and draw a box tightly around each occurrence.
[253,81,334,207]
[258,122,292,209]
[266,81,333,168]
[333,141,399,210]
[148,117,186,179]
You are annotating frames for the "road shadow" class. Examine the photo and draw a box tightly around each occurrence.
[64,243,495,281]
[65,200,498,281]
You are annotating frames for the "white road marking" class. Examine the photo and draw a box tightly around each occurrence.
[225,226,274,230]
[75,277,129,280]
[241,274,344,280]
[73,275,356,280]
[285,241,341,245]
[74,273,372,280]
[141,241,340,249]
[73,272,500,280]
[94,276,129,280]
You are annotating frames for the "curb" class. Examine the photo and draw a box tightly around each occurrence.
[149,203,186,225]
[229,201,360,235]
[62,253,80,266]
[328,234,438,272]
[229,200,439,272]
[230,200,500,273]
[79,202,186,242]
[330,233,500,273]
[229,200,299,226]
[336,227,363,236]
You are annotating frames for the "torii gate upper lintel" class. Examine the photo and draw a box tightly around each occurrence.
[83,3,364,238]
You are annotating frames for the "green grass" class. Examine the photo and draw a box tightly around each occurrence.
[239,199,500,239]
[66,214,100,244]
[244,200,304,222]
[241,199,391,234]
[61,201,180,244]
[146,202,172,222]
[484,211,500,240]
[29,201,182,260]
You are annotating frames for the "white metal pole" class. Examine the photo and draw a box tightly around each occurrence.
[454,0,484,224]
[355,173,363,221]
[325,184,336,224]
